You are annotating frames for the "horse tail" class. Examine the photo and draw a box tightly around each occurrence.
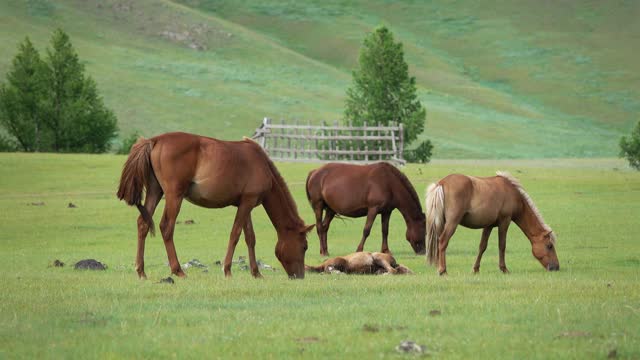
[425,183,445,265]
[117,137,156,236]
[305,169,316,204]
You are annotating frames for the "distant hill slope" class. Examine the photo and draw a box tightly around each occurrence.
[1,0,638,158]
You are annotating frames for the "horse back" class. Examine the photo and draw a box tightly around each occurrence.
[308,163,392,216]
[149,132,272,207]
[440,174,521,228]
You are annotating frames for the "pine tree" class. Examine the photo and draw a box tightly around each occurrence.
[344,26,431,162]
[0,37,48,151]
[42,29,117,152]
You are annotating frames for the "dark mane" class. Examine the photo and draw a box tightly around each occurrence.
[381,163,423,215]
[247,138,305,228]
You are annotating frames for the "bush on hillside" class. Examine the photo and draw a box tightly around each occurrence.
[117,132,140,155]
[620,120,640,170]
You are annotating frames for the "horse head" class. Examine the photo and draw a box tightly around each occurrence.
[275,224,315,279]
[406,213,426,255]
[531,231,559,271]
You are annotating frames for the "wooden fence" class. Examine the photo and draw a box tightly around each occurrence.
[251,118,405,165]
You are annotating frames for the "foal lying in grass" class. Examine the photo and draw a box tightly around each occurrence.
[305,252,412,275]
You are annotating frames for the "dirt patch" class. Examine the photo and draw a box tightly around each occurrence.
[28,201,45,206]
[556,331,591,338]
[295,337,322,344]
[362,324,379,333]
[429,309,442,316]
[49,259,65,267]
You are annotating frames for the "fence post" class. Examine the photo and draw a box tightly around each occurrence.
[261,117,269,149]
[398,123,404,161]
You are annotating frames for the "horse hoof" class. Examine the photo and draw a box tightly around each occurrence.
[138,273,147,280]
[472,268,479,274]
[500,267,510,274]
[438,270,447,276]
[174,270,187,278]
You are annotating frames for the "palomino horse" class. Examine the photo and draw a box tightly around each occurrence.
[305,252,412,275]
[117,132,314,279]
[305,162,426,256]
[425,172,559,275]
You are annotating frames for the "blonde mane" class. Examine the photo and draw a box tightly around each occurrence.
[496,171,556,243]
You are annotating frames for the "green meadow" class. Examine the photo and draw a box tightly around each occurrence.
[1,154,639,358]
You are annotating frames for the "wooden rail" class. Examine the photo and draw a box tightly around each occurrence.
[252,118,405,165]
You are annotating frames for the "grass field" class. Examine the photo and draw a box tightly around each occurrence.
[1,0,639,158]
[1,153,639,358]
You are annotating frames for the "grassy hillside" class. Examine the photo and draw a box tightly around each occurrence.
[1,0,639,158]
[1,153,639,358]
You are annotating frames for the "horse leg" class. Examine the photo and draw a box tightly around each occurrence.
[356,207,378,252]
[223,198,255,278]
[373,256,397,274]
[472,227,492,273]
[136,174,163,279]
[437,222,460,276]
[243,213,262,279]
[380,211,392,254]
[312,203,327,256]
[320,208,336,256]
[159,193,186,277]
[498,219,511,273]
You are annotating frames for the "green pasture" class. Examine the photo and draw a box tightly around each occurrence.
[1,0,639,158]
[1,154,639,358]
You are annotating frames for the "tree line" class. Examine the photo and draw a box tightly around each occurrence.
[0,29,117,153]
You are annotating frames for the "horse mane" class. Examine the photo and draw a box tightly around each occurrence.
[247,138,305,228]
[381,163,424,216]
[496,171,556,243]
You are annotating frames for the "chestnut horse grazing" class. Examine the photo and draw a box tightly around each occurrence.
[305,252,412,275]
[117,132,314,279]
[305,163,426,256]
[425,172,559,275]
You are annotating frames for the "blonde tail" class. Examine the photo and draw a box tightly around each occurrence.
[425,183,445,265]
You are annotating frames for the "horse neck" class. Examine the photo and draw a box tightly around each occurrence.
[261,178,304,234]
[392,178,423,226]
[513,198,548,243]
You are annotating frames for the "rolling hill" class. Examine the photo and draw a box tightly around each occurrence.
[1,0,638,158]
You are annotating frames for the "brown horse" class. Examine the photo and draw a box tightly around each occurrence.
[425,172,559,275]
[305,162,426,256]
[117,132,314,279]
[305,252,412,275]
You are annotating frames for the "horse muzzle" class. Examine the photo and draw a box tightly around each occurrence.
[547,263,560,271]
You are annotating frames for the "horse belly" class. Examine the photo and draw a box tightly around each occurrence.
[186,182,241,208]
[460,211,498,229]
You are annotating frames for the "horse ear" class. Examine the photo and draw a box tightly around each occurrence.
[301,224,315,234]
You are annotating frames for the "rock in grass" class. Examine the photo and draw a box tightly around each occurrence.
[395,340,426,354]
[158,277,175,284]
[182,259,207,269]
[74,259,107,270]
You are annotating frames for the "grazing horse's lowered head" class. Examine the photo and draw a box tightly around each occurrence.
[275,224,315,279]
[407,212,427,254]
[530,230,559,271]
